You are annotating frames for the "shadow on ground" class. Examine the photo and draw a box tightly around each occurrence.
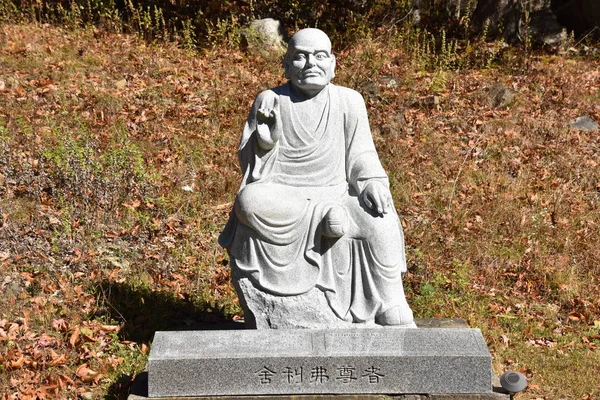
[98,280,242,342]
[99,280,244,399]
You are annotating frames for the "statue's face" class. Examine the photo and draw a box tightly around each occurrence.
[285,29,336,96]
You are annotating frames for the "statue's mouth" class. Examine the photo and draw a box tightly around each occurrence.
[302,70,322,78]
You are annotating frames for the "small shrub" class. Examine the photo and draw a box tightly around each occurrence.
[42,121,156,221]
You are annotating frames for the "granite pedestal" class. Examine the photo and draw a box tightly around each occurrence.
[147,327,495,397]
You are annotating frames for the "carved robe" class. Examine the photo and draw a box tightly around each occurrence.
[220,83,410,323]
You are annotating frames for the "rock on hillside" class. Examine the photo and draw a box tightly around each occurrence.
[472,0,599,44]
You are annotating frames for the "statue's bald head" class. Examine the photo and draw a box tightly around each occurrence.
[284,28,336,97]
[286,28,332,59]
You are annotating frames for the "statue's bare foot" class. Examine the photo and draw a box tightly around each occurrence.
[375,306,417,327]
[323,206,349,238]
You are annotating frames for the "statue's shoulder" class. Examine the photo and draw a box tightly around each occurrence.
[254,84,289,102]
[332,84,361,96]
[330,84,365,107]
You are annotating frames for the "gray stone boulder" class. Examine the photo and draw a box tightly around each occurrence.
[570,116,599,131]
[234,277,358,329]
[472,0,569,45]
[241,18,287,57]
[473,0,524,43]
[478,83,518,109]
[527,6,568,45]
[552,0,600,35]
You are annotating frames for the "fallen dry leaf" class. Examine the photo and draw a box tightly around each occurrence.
[10,355,25,368]
[569,312,586,322]
[52,318,68,332]
[37,333,58,347]
[76,363,102,383]
[69,327,80,347]
[48,350,68,366]
[100,324,120,333]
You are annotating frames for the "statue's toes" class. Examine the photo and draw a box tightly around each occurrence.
[323,205,349,238]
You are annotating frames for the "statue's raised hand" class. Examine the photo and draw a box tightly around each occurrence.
[256,95,281,150]
[361,180,392,215]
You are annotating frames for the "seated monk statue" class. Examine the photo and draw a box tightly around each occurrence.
[219,28,415,328]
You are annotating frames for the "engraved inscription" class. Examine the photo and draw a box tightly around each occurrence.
[253,364,385,386]
[362,366,384,384]
[255,366,276,384]
[310,366,329,384]
[283,367,303,384]
[336,366,358,383]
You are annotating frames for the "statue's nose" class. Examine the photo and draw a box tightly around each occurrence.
[305,53,317,67]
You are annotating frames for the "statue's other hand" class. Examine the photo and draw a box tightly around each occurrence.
[256,95,281,149]
[361,181,392,215]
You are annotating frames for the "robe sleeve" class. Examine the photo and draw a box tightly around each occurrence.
[341,87,389,195]
[219,89,280,248]
[238,90,280,188]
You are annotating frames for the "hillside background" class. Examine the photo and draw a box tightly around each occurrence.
[1,0,599,399]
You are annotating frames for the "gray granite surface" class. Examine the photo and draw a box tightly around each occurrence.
[147,328,493,397]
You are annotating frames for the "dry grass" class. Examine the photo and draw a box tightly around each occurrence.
[0,22,599,399]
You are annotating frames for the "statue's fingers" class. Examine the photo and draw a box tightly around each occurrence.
[367,187,382,214]
[369,185,385,214]
[363,192,374,210]
[260,95,274,114]
[263,94,275,111]
[258,97,266,109]
[381,192,392,214]
[379,195,388,214]
[375,192,385,215]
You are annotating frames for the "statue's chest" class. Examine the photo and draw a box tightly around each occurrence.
[282,92,343,147]
[274,91,346,185]
[292,98,327,133]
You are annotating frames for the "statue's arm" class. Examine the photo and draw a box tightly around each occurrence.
[238,90,281,185]
[342,88,393,214]
[251,90,282,150]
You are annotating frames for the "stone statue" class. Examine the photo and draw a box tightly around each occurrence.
[220,28,415,329]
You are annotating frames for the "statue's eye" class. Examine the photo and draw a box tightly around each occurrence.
[294,53,306,61]
[315,53,328,60]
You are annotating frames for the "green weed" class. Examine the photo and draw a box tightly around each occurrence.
[179,18,197,50]
[205,15,241,49]
[41,121,156,222]
[0,0,19,22]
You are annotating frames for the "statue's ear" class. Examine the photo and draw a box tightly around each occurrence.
[330,54,336,80]
[283,56,290,79]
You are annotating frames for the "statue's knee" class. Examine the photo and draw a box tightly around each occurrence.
[235,184,262,225]
[235,183,306,226]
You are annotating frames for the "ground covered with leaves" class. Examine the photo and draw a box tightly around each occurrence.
[1,22,599,399]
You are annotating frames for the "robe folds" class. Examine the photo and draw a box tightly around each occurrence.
[220,83,410,323]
